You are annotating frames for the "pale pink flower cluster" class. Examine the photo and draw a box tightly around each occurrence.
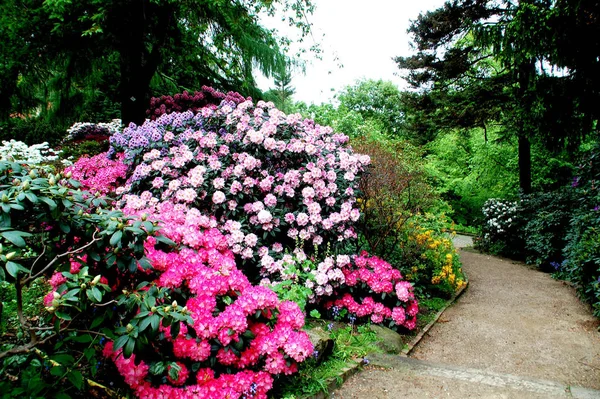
[108,99,370,280]
[325,252,419,330]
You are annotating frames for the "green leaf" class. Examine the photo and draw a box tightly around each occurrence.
[6,261,20,278]
[67,370,84,390]
[56,392,72,399]
[55,310,72,321]
[51,354,75,365]
[90,286,102,302]
[124,337,135,357]
[149,314,160,331]
[67,334,93,343]
[1,230,31,247]
[0,266,5,281]
[90,315,105,329]
[39,197,57,210]
[139,317,152,332]
[110,230,123,247]
[149,361,165,376]
[49,366,66,376]
[113,335,129,352]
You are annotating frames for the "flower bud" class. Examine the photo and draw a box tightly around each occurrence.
[80,283,87,290]
[51,299,60,307]
[48,176,56,186]
[53,291,61,299]
[126,323,134,333]
[141,213,148,221]
[172,301,178,308]
[46,306,55,313]
[150,306,157,313]
[91,275,101,285]
[5,252,16,260]
[165,306,171,313]
[2,194,9,203]
[65,171,72,179]
[21,180,29,191]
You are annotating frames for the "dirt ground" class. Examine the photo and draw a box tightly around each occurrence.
[334,250,600,398]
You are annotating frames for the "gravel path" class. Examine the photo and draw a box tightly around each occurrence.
[334,250,600,397]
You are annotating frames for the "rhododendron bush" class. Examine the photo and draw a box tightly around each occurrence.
[325,252,419,330]
[110,99,369,281]
[57,93,421,397]
[101,226,313,398]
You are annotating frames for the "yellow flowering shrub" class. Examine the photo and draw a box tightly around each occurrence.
[398,214,467,297]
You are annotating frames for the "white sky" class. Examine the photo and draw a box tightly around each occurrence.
[257,0,447,105]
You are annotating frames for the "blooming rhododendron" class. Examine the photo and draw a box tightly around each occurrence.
[105,98,370,280]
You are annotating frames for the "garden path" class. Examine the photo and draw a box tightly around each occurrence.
[333,248,600,398]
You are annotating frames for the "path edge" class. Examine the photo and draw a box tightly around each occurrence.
[400,278,469,357]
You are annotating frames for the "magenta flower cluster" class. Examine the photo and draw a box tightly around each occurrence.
[325,252,419,330]
[99,202,312,397]
[64,153,128,195]
[110,99,369,279]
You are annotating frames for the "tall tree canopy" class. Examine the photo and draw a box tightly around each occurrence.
[0,0,314,125]
[396,0,600,193]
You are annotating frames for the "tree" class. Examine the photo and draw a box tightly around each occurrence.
[265,65,296,112]
[396,0,600,193]
[3,0,315,126]
[336,79,406,138]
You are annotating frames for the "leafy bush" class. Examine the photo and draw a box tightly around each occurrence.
[520,189,575,269]
[351,137,434,260]
[0,118,66,146]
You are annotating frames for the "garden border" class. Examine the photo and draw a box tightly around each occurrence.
[303,277,470,398]
[400,278,469,357]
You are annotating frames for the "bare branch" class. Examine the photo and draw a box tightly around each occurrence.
[23,230,101,285]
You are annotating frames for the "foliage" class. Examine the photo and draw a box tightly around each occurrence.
[554,142,600,316]
[396,0,600,193]
[4,0,316,125]
[520,189,575,269]
[352,136,434,259]
[264,66,296,113]
[336,80,406,138]
[424,128,519,226]
[0,162,160,397]
[0,118,66,147]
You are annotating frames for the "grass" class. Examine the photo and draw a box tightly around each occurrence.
[273,324,382,399]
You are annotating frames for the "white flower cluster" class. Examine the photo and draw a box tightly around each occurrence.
[0,140,60,165]
[482,198,517,235]
[65,119,122,141]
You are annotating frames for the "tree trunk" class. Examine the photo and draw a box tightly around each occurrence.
[117,0,170,126]
[518,60,535,194]
[518,135,532,194]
